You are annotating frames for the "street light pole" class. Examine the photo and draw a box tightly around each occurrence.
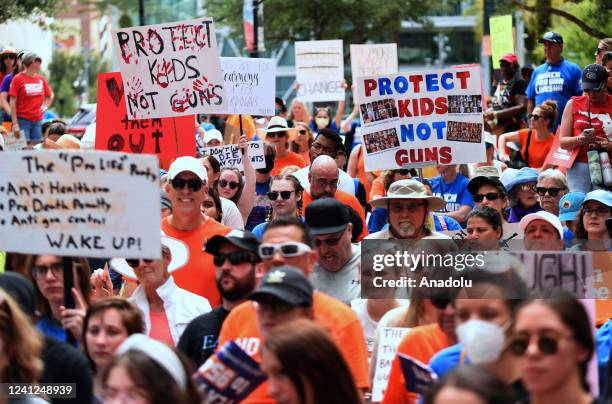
[139,0,145,26]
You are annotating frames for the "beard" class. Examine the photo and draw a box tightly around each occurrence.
[392,221,418,238]
[216,269,256,302]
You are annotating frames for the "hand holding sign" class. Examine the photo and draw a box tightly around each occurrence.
[60,287,88,345]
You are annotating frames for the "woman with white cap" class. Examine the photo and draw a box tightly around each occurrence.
[111,234,211,345]
[571,189,612,251]
[261,117,306,176]
[102,333,201,404]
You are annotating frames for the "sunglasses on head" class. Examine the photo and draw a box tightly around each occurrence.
[267,132,286,139]
[268,191,294,200]
[219,179,239,189]
[171,177,204,192]
[473,192,502,202]
[536,187,564,197]
[509,333,574,356]
[258,242,312,260]
[213,251,257,266]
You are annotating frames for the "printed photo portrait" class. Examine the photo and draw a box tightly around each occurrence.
[448,94,483,114]
[360,98,398,124]
[363,127,400,154]
[446,121,483,143]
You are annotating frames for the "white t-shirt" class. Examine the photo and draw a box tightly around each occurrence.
[350,298,378,353]
[220,198,244,230]
[292,166,356,195]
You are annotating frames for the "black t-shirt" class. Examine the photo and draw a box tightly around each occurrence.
[492,76,527,132]
[40,336,94,404]
[177,306,230,368]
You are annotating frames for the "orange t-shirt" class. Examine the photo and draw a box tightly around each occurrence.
[382,324,450,404]
[218,291,370,403]
[226,115,256,141]
[518,128,555,169]
[149,310,174,346]
[370,176,385,201]
[270,151,306,176]
[302,189,369,241]
[161,217,231,306]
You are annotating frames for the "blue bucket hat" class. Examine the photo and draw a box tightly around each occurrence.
[559,192,585,221]
[581,190,612,208]
[504,167,539,194]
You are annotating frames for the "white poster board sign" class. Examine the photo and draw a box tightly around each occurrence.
[200,141,265,170]
[372,327,410,402]
[0,151,161,258]
[220,57,276,116]
[4,131,27,151]
[112,17,226,119]
[350,43,398,102]
[295,40,344,102]
[355,65,485,171]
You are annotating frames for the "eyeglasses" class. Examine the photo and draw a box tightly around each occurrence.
[389,202,426,213]
[32,262,63,278]
[298,129,307,135]
[314,229,346,247]
[219,179,239,189]
[267,191,294,200]
[509,333,574,356]
[536,187,565,197]
[171,177,204,192]
[258,242,312,260]
[473,192,502,202]
[520,183,537,192]
[266,132,286,139]
[528,114,542,120]
[311,142,336,155]
[583,206,610,216]
[214,251,257,266]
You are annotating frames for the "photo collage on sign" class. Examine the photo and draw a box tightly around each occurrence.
[363,128,400,154]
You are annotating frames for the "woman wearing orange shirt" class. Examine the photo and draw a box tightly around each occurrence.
[263,117,306,176]
[290,121,313,164]
[498,99,558,169]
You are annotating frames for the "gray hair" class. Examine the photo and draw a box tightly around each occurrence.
[537,169,568,189]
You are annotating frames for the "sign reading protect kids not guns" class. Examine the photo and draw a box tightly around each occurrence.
[112,18,226,119]
[0,151,161,259]
[96,72,196,159]
[355,65,486,171]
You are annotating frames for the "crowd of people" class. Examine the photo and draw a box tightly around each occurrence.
[0,31,611,404]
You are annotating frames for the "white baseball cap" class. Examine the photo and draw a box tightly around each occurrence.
[167,156,207,183]
[203,129,223,144]
[519,210,563,239]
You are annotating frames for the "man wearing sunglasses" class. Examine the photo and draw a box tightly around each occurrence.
[218,216,370,401]
[111,234,212,345]
[179,230,260,367]
[162,156,231,306]
[305,199,359,305]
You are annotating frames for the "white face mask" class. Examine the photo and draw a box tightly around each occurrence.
[457,319,510,365]
[315,117,330,129]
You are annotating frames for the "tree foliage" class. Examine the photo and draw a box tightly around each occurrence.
[205,0,442,49]
[0,0,63,24]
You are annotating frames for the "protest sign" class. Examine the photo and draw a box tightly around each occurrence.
[111,18,226,119]
[398,353,438,394]
[371,327,410,402]
[350,44,398,102]
[544,134,579,168]
[295,40,345,102]
[220,57,276,116]
[355,65,485,171]
[194,341,266,403]
[4,131,27,151]
[490,15,514,69]
[96,72,196,159]
[200,141,265,170]
[0,151,161,259]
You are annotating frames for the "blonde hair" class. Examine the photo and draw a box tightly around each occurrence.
[288,99,311,123]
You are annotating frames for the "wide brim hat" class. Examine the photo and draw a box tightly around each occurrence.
[1,47,17,56]
[110,235,189,280]
[260,116,296,133]
[370,179,445,211]
[504,167,539,193]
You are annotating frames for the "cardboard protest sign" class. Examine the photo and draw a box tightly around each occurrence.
[194,341,266,403]
[350,44,398,102]
[220,57,276,116]
[4,131,27,151]
[490,15,514,69]
[355,65,485,171]
[200,141,265,170]
[111,18,226,119]
[398,353,438,394]
[96,72,196,159]
[371,327,410,402]
[295,40,345,102]
[544,134,579,168]
[0,151,161,259]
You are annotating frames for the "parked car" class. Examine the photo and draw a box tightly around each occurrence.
[67,103,96,138]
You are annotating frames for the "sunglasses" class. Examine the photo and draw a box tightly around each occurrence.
[398,169,411,176]
[268,191,294,200]
[536,187,564,197]
[509,334,574,356]
[528,114,542,120]
[267,132,286,139]
[219,179,239,189]
[314,229,346,247]
[32,263,63,278]
[2,54,16,60]
[213,251,257,266]
[431,298,453,310]
[171,177,204,192]
[298,129,307,135]
[258,242,312,260]
[597,47,605,53]
[473,192,502,202]
[126,248,169,268]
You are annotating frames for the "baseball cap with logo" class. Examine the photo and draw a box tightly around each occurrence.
[167,156,208,183]
[249,266,313,306]
[538,32,563,45]
[559,192,586,221]
[581,64,608,92]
